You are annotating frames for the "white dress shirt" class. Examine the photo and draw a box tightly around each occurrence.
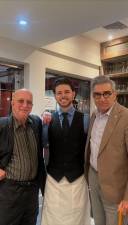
[90,107,113,171]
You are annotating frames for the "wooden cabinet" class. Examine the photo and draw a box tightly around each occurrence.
[101,36,128,108]
[110,75,128,107]
[102,58,128,76]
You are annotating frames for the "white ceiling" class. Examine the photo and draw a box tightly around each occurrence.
[0,0,128,47]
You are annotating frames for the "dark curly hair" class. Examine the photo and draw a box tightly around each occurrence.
[53,77,75,93]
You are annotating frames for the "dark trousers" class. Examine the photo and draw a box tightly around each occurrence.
[0,179,39,225]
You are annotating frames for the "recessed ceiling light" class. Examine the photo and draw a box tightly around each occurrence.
[19,20,27,26]
[108,34,113,40]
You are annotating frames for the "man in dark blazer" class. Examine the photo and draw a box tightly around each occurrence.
[0,89,46,225]
[85,76,128,225]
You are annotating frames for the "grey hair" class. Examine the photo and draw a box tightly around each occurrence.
[92,75,116,91]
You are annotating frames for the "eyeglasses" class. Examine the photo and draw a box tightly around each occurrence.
[16,99,33,106]
[93,91,113,100]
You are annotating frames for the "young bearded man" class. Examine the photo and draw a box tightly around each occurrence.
[41,77,91,225]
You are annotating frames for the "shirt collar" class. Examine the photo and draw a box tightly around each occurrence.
[57,106,75,116]
[96,103,115,118]
[13,116,32,130]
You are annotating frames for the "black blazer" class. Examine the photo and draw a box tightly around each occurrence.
[0,114,46,194]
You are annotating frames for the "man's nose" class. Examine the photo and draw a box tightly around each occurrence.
[22,101,29,106]
[61,93,66,98]
[22,102,28,107]
[100,94,106,100]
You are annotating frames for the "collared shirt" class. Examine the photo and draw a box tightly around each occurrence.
[6,117,38,181]
[42,106,89,148]
[90,106,113,171]
[58,106,89,133]
[58,106,75,127]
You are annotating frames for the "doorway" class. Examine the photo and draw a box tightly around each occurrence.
[0,62,24,117]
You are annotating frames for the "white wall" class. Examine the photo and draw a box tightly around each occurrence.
[44,35,101,66]
[0,37,35,62]
[0,36,100,115]
[25,36,100,115]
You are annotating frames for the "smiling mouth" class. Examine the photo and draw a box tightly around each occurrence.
[20,110,28,113]
[61,99,68,103]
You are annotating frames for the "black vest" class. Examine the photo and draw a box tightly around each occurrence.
[47,111,86,182]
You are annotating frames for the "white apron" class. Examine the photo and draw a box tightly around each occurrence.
[41,174,91,225]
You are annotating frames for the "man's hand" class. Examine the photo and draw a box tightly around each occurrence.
[41,111,52,124]
[0,168,6,180]
[118,200,128,215]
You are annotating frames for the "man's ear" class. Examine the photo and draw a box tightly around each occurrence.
[72,91,76,100]
[114,91,117,100]
[54,94,57,102]
[11,100,13,107]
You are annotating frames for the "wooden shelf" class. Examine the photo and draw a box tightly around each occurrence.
[101,36,128,60]
[105,72,128,78]
[117,91,128,95]
[101,36,128,108]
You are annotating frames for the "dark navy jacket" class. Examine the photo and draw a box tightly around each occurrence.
[0,114,46,194]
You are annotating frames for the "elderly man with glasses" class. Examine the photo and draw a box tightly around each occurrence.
[0,88,46,225]
[85,76,128,225]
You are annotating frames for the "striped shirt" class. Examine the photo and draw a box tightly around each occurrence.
[6,117,38,181]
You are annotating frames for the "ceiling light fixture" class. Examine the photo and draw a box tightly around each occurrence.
[19,20,27,26]
[108,34,113,40]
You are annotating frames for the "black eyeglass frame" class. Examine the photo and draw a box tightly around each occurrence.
[93,91,113,99]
